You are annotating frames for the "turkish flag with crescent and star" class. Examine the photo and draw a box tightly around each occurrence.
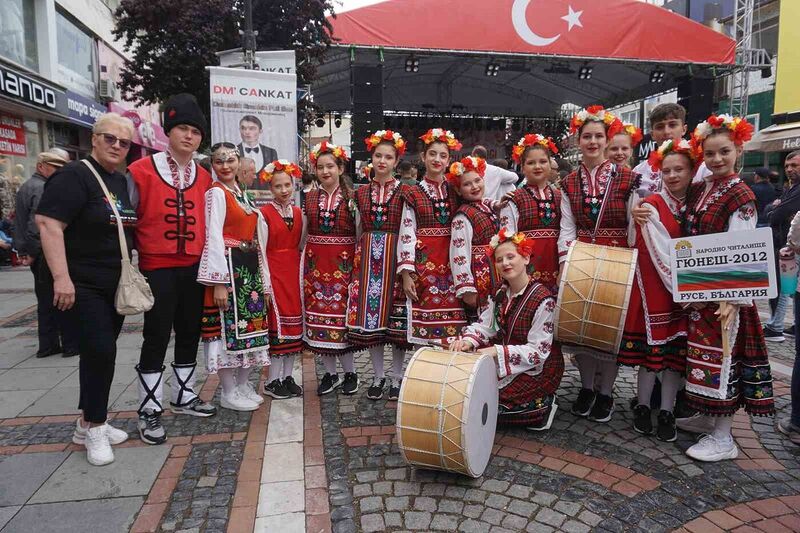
[329,0,735,65]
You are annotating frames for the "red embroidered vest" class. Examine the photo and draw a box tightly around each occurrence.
[511,185,561,231]
[562,162,637,231]
[355,181,408,233]
[402,181,459,229]
[494,281,554,345]
[684,176,755,235]
[305,189,356,237]
[457,202,500,245]
[128,154,211,263]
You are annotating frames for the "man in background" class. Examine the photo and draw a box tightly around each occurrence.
[237,115,277,174]
[751,167,779,227]
[14,149,80,357]
[472,145,517,201]
[397,161,417,186]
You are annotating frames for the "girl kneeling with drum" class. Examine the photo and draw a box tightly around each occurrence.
[450,230,564,431]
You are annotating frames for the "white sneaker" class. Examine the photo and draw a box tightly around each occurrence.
[676,414,715,434]
[73,417,129,445]
[238,382,264,405]
[220,390,259,412]
[686,434,739,462]
[84,425,114,466]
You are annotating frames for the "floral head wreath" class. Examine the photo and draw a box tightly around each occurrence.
[619,123,644,147]
[511,133,559,164]
[569,105,623,138]
[647,138,700,172]
[692,114,754,147]
[446,156,487,188]
[259,159,303,183]
[361,163,373,179]
[486,228,535,259]
[364,129,407,156]
[420,128,462,151]
[309,140,349,166]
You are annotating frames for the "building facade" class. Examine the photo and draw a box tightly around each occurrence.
[0,0,166,181]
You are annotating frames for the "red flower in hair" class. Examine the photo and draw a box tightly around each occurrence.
[606,118,624,139]
[586,105,605,115]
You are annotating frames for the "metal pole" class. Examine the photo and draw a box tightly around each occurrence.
[241,0,258,69]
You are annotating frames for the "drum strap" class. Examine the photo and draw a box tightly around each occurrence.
[587,164,617,243]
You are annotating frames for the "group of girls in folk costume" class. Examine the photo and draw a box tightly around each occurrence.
[501,134,562,294]
[451,230,564,430]
[557,106,640,424]
[260,161,304,400]
[303,142,360,396]
[638,115,775,461]
[197,143,272,412]
[346,131,411,400]
[448,156,502,320]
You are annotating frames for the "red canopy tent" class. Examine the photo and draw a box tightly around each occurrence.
[314,0,736,116]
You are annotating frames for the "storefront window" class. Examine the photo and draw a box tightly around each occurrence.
[0,0,38,71]
[56,12,97,96]
[0,114,44,198]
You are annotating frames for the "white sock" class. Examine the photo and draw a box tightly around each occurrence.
[340,353,355,374]
[282,355,295,380]
[369,345,385,379]
[391,346,405,382]
[637,368,657,407]
[322,356,337,375]
[660,370,682,413]
[712,416,734,441]
[268,357,282,383]
[236,366,253,388]
[219,368,237,395]
[597,361,618,396]
[577,353,597,390]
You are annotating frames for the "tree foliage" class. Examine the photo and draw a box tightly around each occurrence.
[113,0,336,130]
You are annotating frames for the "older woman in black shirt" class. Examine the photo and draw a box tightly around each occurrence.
[37,113,137,466]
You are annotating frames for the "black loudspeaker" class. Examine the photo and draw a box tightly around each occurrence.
[677,77,715,130]
[351,65,384,168]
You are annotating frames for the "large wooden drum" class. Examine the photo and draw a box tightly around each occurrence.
[396,348,499,478]
[555,241,638,355]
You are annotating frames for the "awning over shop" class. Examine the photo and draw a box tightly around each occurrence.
[745,122,800,153]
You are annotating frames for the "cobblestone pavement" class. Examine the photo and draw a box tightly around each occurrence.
[3,265,800,532]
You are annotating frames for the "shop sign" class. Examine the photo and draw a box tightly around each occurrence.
[66,90,106,127]
[0,113,27,157]
[0,63,68,116]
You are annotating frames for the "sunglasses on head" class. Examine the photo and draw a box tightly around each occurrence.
[95,132,132,150]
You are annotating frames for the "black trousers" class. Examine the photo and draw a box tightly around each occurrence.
[31,257,79,353]
[139,264,204,372]
[75,274,125,423]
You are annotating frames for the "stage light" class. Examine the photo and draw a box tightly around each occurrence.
[405,56,420,73]
[650,69,666,83]
[333,113,342,128]
[314,113,325,128]
[578,65,593,80]
[485,63,500,77]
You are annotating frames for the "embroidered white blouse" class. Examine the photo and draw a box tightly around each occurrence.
[397,178,449,274]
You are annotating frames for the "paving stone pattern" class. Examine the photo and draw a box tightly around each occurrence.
[319,348,800,532]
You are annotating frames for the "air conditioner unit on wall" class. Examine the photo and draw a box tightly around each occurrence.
[99,78,118,102]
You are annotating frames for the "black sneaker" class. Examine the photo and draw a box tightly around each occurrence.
[367,378,385,400]
[785,325,796,337]
[62,351,79,358]
[341,372,359,395]
[264,378,291,399]
[588,394,614,423]
[282,376,303,397]
[388,379,401,401]
[35,346,63,358]
[138,409,167,445]
[656,410,677,442]
[317,373,340,396]
[673,388,696,421]
[571,388,596,417]
[764,327,785,342]
[633,404,653,435]
[170,396,217,417]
